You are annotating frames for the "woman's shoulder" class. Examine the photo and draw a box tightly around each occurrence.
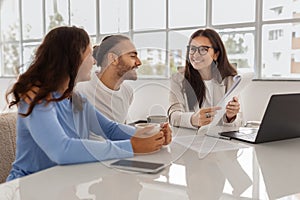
[71,92,89,111]
[222,75,235,82]
[221,75,236,88]
[171,72,185,83]
[73,91,87,101]
[17,99,57,118]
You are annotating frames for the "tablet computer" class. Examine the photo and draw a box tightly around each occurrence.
[110,159,166,174]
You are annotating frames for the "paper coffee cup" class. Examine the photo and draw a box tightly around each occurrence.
[135,123,161,135]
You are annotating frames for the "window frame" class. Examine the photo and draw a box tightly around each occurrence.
[0,0,299,80]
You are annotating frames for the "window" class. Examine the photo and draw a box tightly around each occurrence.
[46,0,68,33]
[168,30,195,73]
[100,0,129,34]
[0,0,20,76]
[70,0,97,35]
[262,23,300,78]
[22,0,43,40]
[168,0,206,28]
[0,0,300,80]
[219,28,255,71]
[133,0,166,30]
[212,0,256,25]
[134,32,167,77]
[263,0,300,21]
[268,29,284,40]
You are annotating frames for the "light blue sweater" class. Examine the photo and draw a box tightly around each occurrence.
[7,93,135,181]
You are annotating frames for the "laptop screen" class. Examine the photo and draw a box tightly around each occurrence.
[221,93,300,143]
[255,93,300,143]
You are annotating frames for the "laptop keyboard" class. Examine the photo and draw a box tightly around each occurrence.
[220,127,258,142]
[234,132,257,140]
[235,128,259,140]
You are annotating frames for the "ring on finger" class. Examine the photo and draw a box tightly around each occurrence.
[205,112,211,118]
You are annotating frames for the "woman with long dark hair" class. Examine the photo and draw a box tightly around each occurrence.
[6,26,171,181]
[169,28,242,128]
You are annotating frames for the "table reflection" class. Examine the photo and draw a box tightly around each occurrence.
[254,138,300,200]
[1,130,300,200]
[179,148,252,200]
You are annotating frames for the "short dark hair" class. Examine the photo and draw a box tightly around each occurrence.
[93,35,129,67]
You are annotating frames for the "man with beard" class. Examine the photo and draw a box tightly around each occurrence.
[76,35,142,124]
[20,34,171,142]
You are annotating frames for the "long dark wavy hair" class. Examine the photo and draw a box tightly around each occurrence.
[183,28,237,110]
[6,26,90,116]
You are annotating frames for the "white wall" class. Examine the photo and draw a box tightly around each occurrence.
[240,80,300,121]
[2,77,300,123]
[127,79,171,122]
[127,79,300,123]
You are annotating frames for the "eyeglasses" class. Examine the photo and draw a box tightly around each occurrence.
[187,45,213,55]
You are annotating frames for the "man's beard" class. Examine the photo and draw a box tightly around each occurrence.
[117,59,138,80]
[119,69,137,80]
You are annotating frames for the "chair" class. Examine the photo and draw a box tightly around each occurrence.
[0,112,17,183]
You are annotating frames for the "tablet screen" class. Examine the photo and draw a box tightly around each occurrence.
[110,160,165,173]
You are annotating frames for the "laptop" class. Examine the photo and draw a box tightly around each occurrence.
[220,93,300,144]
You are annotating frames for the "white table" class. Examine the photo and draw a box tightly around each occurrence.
[1,127,300,200]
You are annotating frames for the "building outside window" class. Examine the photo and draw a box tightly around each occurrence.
[0,0,300,80]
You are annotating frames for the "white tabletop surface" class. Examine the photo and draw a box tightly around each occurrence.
[1,127,300,200]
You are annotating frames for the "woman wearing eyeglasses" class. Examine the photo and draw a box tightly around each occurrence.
[168,28,242,129]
